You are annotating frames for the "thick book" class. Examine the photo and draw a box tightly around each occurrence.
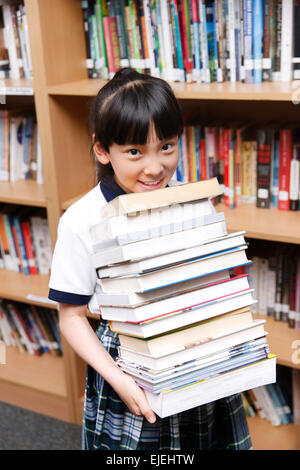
[109,288,255,338]
[93,218,227,268]
[98,231,246,279]
[278,128,292,210]
[99,178,222,219]
[256,128,274,208]
[117,306,253,354]
[118,319,267,370]
[100,272,250,321]
[144,354,276,417]
[96,269,230,307]
[99,245,250,293]
[91,202,220,249]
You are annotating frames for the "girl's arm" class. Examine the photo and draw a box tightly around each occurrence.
[58,303,156,424]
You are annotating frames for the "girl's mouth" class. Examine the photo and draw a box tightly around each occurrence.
[138,178,164,189]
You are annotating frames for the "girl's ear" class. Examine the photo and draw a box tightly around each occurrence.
[93,140,110,165]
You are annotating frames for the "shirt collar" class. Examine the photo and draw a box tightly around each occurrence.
[100,176,126,202]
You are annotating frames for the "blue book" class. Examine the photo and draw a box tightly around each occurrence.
[206,1,217,82]
[23,116,34,180]
[194,125,201,180]
[12,216,30,275]
[271,138,279,207]
[243,0,254,83]
[176,135,184,182]
[252,0,263,83]
[266,384,289,425]
[171,0,184,78]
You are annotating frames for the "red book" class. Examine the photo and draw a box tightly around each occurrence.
[222,128,230,207]
[102,16,121,76]
[21,221,38,275]
[178,0,192,79]
[278,129,292,210]
[199,130,207,181]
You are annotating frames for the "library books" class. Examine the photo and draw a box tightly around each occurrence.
[118,319,267,370]
[100,272,250,321]
[144,354,276,418]
[116,306,253,355]
[98,231,247,279]
[96,269,230,307]
[91,197,216,247]
[98,245,250,293]
[93,217,227,267]
[109,289,256,338]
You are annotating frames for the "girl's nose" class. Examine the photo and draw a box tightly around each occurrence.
[143,162,164,176]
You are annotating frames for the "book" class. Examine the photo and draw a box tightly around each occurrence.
[93,217,227,268]
[90,197,217,247]
[252,0,263,83]
[280,0,293,82]
[102,16,121,78]
[96,268,230,307]
[289,144,300,211]
[100,272,250,321]
[278,128,293,210]
[97,231,247,279]
[144,354,276,418]
[99,245,250,293]
[117,306,253,354]
[118,319,267,370]
[99,177,222,219]
[241,140,257,204]
[256,127,274,208]
[109,288,255,338]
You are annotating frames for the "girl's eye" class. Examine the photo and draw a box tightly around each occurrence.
[128,149,140,156]
[162,143,173,151]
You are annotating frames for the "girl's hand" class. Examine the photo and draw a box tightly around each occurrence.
[113,372,157,424]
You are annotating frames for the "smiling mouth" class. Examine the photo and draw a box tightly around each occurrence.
[139,178,164,186]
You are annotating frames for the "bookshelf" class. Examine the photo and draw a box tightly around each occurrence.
[0,0,296,450]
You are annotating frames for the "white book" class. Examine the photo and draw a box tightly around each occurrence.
[93,218,227,268]
[96,269,230,307]
[30,217,52,274]
[110,289,256,338]
[91,198,216,247]
[9,117,24,182]
[100,273,250,322]
[98,231,246,279]
[144,355,276,418]
[99,245,249,293]
[2,6,20,79]
[280,0,293,82]
[160,0,176,81]
[118,320,267,370]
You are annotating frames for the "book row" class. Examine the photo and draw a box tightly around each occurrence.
[0,207,52,276]
[0,299,62,356]
[82,0,300,83]
[0,111,43,184]
[242,365,297,426]
[248,248,300,330]
[0,2,32,80]
[91,179,276,417]
[173,121,300,211]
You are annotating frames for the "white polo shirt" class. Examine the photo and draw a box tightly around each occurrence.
[48,177,126,314]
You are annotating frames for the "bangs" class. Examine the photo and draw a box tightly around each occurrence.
[96,80,183,149]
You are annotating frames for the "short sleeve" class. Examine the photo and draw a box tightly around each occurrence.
[48,216,97,306]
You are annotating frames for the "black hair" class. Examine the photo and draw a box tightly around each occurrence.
[89,68,183,182]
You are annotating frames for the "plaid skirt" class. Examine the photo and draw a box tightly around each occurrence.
[82,320,252,450]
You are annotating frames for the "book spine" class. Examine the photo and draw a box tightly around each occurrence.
[172,0,185,81]
[191,0,201,82]
[115,0,130,67]
[134,0,147,72]
[293,0,300,79]
[143,0,158,76]
[12,215,29,275]
[194,125,200,180]
[289,145,300,211]
[262,0,271,81]
[243,0,253,83]
[235,128,242,207]
[227,0,236,82]
[102,16,121,78]
[81,0,94,78]
[3,214,20,272]
[95,0,109,79]
[280,0,293,82]
[198,0,210,83]
[288,256,297,329]
[274,251,284,321]
[160,0,175,80]
[273,0,282,81]
[223,128,230,207]
[199,127,207,181]
[176,134,184,181]
[21,220,37,275]
[269,0,276,77]
[256,129,272,208]
[252,0,263,83]
[206,1,217,82]
[2,5,20,79]
[228,129,235,209]
[271,137,279,207]
[278,129,292,211]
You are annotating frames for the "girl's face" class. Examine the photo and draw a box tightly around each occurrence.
[94,125,179,193]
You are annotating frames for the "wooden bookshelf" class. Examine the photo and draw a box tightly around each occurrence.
[0,180,46,207]
[0,0,292,449]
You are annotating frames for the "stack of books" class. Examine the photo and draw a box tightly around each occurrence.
[91,178,276,418]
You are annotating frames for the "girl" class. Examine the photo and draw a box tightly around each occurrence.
[48,68,252,450]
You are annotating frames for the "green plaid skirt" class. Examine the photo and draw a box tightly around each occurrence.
[82,320,252,450]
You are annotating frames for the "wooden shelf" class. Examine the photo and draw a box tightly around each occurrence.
[216,203,300,244]
[0,270,56,308]
[254,314,300,370]
[0,345,66,397]
[47,78,300,101]
[0,78,34,95]
[0,180,46,207]
[247,416,299,450]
